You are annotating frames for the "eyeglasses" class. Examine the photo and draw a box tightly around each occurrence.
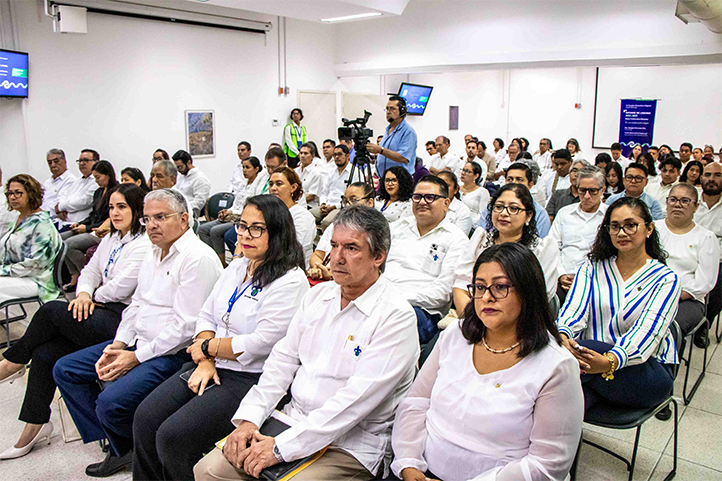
[578,187,602,196]
[341,195,373,207]
[140,212,181,226]
[492,203,526,216]
[234,223,267,238]
[5,190,24,198]
[466,283,513,300]
[667,196,694,207]
[624,175,646,183]
[606,222,646,235]
[461,169,475,175]
[384,178,398,184]
[76,159,93,164]
[384,107,399,112]
[570,168,580,174]
[411,193,445,204]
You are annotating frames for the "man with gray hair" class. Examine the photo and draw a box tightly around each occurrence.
[54,188,223,477]
[549,165,608,303]
[150,159,198,231]
[546,159,590,222]
[40,148,77,227]
[194,206,419,481]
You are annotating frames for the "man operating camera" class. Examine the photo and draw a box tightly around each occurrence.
[366,95,418,179]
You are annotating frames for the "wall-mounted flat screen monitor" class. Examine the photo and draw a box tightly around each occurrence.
[0,49,29,98]
[397,82,433,115]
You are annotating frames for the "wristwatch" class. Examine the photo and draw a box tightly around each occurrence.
[272,443,284,463]
[201,338,213,359]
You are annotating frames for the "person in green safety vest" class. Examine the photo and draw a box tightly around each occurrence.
[283,108,307,168]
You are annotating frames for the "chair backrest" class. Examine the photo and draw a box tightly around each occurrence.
[205,192,235,220]
[669,319,681,381]
[54,242,68,296]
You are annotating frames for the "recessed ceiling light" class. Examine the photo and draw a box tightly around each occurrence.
[320,12,382,23]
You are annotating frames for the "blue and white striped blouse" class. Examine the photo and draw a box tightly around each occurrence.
[557,258,680,368]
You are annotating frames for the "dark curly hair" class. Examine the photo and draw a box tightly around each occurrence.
[377,166,414,202]
[483,183,538,248]
[461,243,562,358]
[588,196,667,263]
[5,174,44,211]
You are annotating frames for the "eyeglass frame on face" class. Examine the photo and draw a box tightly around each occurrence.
[578,187,602,196]
[76,158,93,164]
[466,282,514,300]
[341,195,373,207]
[667,196,695,207]
[492,203,526,216]
[624,175,646,183]
[384,177,399,185]
[460,168,475,175]
[411,193,446,204]
[606,221,647,236]
[5,190,24,198]
[140,212,181,226]
[234,222,267,238]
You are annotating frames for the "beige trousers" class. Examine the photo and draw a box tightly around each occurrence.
[193,447,374,481]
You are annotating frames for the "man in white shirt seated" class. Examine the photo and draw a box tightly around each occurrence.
[53,189,222,477]
[194,206,419,481]
[679,142,693,168]
[149,160,199,232]
[428,136,462,177]
[645,157,681,212]
[310,144,358,232]
[316,139,335,174]
[610,142,630,170]
[227,142,253,195]
[294,143,323,208]
[384,176,468,344]
[56,149,99,232]
[533,138,554,175]
[549,166,608,304]
[539,148,573,204]
[41,148,77,228]
[172,149,212,218]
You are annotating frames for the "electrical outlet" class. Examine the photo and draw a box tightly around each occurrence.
[271,119,280,127]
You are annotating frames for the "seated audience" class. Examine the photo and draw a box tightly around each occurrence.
[679,142,693,167]
[492,137,506,164]
[629,143,643,163]
[133,195,308,481]
[703,144,715,157]
[40,149,76,228]
[680,159,703,194]
[152,149,170,164]
[173,149,212,217]
[692,147,704,162]
[227,142,253,194]
[0,167,19,239]
[376,166,413,223]
[425,140,437,158]
[0,184,149,460]
[0,174,62,304]
[463,138,480,166]
[540,149,573,203]
[267,168,315,267]
[384,176,468,344]
[120,167,150,193]
[428,136,462,177]
[549,166,608,304]
[480,162,551,238]
[557,197,680,413]
[659,144,673,157]
[311,144,358,231]
[437,171,473,235]
[637,152,659,184]
[604,161,624,200]
[56,149,99,230]
[62,160,119,289]
[52,189,222,477]
[648,146,660,162]
[475,140,496,182]
[150,159,199,232]
[454,184,559,314]
[307,182,376,282]
[413,156,430,184]
[566,138,586,162]
[533,137,554,174]
[546,159,588,222]
[610,142,630,170]
[606,163,665,220]
[392,243,583,481]
[645,156,681,211]
[594,152,611,172]
[294,143,323,207]
[318,139,337,174]
[193,206,419,481]
[459,161,491,226]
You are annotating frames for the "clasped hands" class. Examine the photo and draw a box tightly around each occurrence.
[94,341,139,381]
[223,421,280,478]
[560,335,612,374]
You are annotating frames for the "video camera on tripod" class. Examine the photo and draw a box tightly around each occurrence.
[338,110,374,187]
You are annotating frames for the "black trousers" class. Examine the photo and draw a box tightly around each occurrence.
[676,299,705,337]
[132,362,262,481]
[2,300,125,424]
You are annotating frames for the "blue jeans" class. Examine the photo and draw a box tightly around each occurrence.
[53,340,189,456]
[224,224,237,253]
[413,306,441,345]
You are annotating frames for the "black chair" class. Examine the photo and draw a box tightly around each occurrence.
[576,320,681,481]
[715,311,722,344]
[0,243,67,348]
[204,192,235,221]
[679,300,709,404]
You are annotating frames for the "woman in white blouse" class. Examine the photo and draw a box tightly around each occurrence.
[375,166,413,223]
[132,194,309,481]
[438,171,473,236]
[0,183,150,460]
[453,184,559,313]
[392,243,583,481]
[459,161,491,226]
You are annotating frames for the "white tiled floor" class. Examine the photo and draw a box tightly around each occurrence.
[1,303,721,480]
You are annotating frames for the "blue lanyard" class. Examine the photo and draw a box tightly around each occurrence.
[104,233,140,278]
[227,282,253,316]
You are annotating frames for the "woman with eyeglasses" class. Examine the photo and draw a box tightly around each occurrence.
[437,171,473,236]
[132,194,309,481]
[459,161,491,226]
[376,166,413,223]
[557,197,680,413]
[392,243,583,481]
[0,184,149,460]
[452,184,559,314]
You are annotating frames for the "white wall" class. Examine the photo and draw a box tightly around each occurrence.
[0,1,337,192]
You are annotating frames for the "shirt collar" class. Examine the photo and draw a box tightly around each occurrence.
[151,227,196,258]
[319,275,388,317]
[402,215,453,238]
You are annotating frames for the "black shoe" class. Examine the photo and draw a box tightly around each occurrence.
[85,450,132,478]
[655,405,672,421]
[694,333,710,349]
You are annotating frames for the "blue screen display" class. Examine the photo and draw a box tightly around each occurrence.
[398,83,433,115]
[0,49,29,98]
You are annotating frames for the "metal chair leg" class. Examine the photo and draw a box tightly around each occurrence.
[683,321,708,404]
[663,399,679,481]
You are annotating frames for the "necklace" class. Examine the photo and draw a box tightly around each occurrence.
[482,335,520,354]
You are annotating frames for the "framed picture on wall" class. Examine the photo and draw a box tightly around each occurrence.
[185,110,215,158]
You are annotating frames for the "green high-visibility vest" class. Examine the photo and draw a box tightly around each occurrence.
[284,123,307,158]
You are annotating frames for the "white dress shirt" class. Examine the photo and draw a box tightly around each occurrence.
[316,223,334,255]
[194,257,308,373]
[645,181,676,214]
[316,158,337,175]
[376,199,411,224]
[227,161,246,194]
[295,164,323,208]
[446,197,473,236]
[694,195,722,259]
[289,203,316,268]
[453,228,559,300]
[41,170,76,222]
[76,231,151,305]
[114,229,223,363]
[534,150,553,173]
[549,202,608,275]
[385,216,468,316]
[232,276,419,477]
[175,167,212,215]
[460,187,490,227]
[494,154,511,175]
[57,174,98,225]
[657,222,720,302]
[613,156,631,170]
[428,153,463,177]
[230,171,269,214]
[391,320,583,481]
[540,172,571,203]
[320,163,356,208]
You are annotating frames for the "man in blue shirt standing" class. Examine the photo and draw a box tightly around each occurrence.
[605,163,665,220]
[366,95,417,179]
